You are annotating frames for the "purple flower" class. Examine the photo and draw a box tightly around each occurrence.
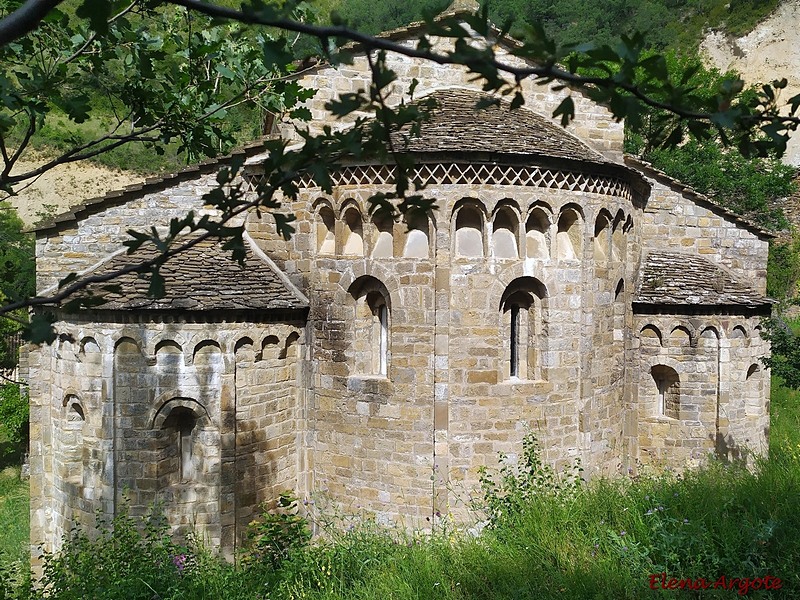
[620,531,626,536]
[172,554,187,573]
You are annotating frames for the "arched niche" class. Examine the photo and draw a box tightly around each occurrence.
[258,335,280,362]
[669,326,692,348]
[402,211,430,258]
[556,206,582,260]
[698,327,720,349]
[525,207,550,259]
[233,337,256,364]
[593,211,612,262]
[640,324,663,347]
[454,203,485,258]
[342,206,364,256]
[651,364,680,419]
[155,340,183,368]
[280,331,301,360]
[731,325,749,347]
[611,210,625,262]
[193,340,222,365]
[492,206,519,259]
[348,275,391,376]
[316,204,336,255]
[371,211,394,258]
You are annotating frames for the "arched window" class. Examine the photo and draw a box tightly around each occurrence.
[525,207,550,259]
[402,211,430,258]
[317,205,336,254]
[594,211,611,262]
[349,277,391,377]
[153,399,209,485]
[454,204,484,258]
[500,277,547,381]
[62,394,85,484]
[613,280,625,343]
[163,407,197,482]
[342,206,364,256]
[371,212,394,258]
[651,365,680,419]
[492,207,519,259]
[556,207,582,260]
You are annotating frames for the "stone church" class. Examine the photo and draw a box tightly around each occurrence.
[28,4,772,560]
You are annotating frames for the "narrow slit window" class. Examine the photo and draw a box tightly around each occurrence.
[510,305,520,377]
[378,303,388,376]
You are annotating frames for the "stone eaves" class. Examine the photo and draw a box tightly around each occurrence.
[79,233,308,312]
[625,156,774,241]
[634,251,772,309]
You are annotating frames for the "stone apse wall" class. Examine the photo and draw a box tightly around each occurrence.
[29,318,304,560]
[247,160,644,523]
[30,22,772,555]
[633,314,770,467]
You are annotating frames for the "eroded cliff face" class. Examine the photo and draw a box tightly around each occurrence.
[701,0,800,166]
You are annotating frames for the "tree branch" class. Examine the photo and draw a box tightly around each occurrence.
[0,0,64,46]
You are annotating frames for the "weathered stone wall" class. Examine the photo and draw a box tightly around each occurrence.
[633,314,769,468]
[34,173,227,294]
[245,162,642,522]
[639,177,770,293]
[29,317,304,560]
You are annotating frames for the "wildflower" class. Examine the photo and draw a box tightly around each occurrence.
[658,506,664,511]
[622,546,628,552]
[172,553,187,573]
[646,509,653,515]
[620,530,626,536]
[683,519,689,524]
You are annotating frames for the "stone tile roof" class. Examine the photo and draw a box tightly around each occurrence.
[84,234,308,312]
[634,252,771,308]
[391,88,608,163]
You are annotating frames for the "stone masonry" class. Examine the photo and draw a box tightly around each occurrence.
[29,5,773,562]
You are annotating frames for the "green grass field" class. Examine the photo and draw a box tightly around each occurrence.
[0,466,28,565]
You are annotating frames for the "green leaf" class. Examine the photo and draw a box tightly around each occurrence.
[552,97,575,127]
[147,270,166,299]
[24,313,57,345]
[76,0,114,35]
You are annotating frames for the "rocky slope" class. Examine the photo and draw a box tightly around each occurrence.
[701,0,800,166]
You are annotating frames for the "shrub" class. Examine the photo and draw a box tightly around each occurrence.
[0,385,28,463]
[244,491,312,570]
[476,432,583,527]
[35,505,186,600]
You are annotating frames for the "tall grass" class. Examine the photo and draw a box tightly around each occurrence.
[2,378,800,598]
